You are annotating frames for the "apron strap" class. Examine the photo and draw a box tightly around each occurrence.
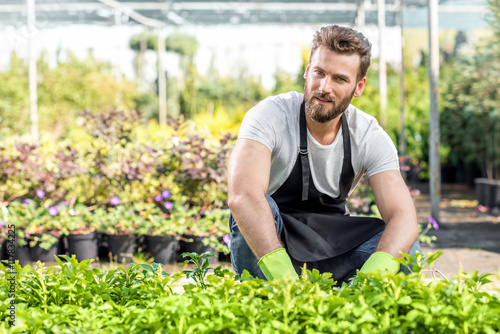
[298,103,354,201]
[339,113,354,200]
[299,102,310,201]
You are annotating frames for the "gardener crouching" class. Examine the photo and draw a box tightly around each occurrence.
[227,24,422,284]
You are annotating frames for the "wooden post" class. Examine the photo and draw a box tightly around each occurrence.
[399,0,406,177]
[428,0,441,221]
[356,0,365,31]
[378,0,387,128]
[157,29,167,125]
[114,10,122,82]
[138,33,147,92]
[27,0,39,143]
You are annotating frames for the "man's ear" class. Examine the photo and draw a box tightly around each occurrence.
[353,77,367,97]
[303,64,310,80]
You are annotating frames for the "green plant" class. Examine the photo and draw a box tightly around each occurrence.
[134,202,187,237]
[1,252,499,333]
[181,252,217,290]
[182,207,230,254]
[6,200,61,249]
[58,203,96,235]
[441,2,500,180]
[418,216,439,245]
[93,204,142,235]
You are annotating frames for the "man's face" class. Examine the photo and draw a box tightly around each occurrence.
[303,45,366,123]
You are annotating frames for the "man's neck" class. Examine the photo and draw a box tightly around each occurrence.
[305,114,343,146]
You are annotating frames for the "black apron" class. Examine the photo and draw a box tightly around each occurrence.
[271,102,385,263]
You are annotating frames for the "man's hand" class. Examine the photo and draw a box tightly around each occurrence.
[359,251,399,274]
[258,248,299,280]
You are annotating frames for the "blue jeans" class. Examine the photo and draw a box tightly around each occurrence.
[229,195,422,284]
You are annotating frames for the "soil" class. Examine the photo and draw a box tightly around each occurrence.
[410,182,500,281]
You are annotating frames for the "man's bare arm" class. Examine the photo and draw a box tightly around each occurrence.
[369,170,419,258]
[227,138,283,260]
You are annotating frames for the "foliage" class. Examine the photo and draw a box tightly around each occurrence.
[0,51,137,140]
[181,252,217,290]
[132,202,188,237]
[1,253,499,333]
[441,24,500,180]
[0,110,233,208]
[129,31,199,58]
[352,60,431,178]
[168,118,235,209]
[179,63,267,121]
[4,201,61,249]
[0,111,233,249]
[182,208,231,254]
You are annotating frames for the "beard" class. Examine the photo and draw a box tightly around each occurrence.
[304,80,356,123]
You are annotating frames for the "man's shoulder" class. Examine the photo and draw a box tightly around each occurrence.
[256,91,303,114]
[346,104,378,126]
[345,104,383,136]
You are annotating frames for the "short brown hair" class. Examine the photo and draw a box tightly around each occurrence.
[310,25,372,81]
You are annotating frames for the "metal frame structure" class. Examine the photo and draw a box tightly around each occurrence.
[0,0,488,28]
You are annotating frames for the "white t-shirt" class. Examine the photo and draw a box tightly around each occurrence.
[238,91,400,198]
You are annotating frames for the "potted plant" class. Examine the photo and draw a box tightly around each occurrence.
[1,201,31,265]
[94,197,140,263]
[182,207,230,263]
[59,203,100,261]
[135,202,186,264]
[8,199,62,263]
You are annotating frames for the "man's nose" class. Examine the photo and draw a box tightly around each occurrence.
[319,77,332,94]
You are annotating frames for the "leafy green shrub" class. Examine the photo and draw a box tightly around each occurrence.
[0,252,499,333]
[0,52,138,139]
[441,43,500,180]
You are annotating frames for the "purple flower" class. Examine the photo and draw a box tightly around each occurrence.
[36,189,45,199]
[164,201,173,210]
[155,195,163,202]
[0,221,5,227]
[22,200,30,205]
[61,201,68,206]
[162,190,171,199]
[223,234,230,246]
[110,196,120,205]
[428,216,439,230]
[49,206,59,216]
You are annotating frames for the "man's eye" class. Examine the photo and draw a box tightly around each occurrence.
[336,77,347,82]
[315,70,324,76]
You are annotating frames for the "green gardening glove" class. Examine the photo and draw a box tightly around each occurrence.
[257,248,300,281]
[359,251,399,274]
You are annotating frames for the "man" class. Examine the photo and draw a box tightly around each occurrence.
[227,25,421,283]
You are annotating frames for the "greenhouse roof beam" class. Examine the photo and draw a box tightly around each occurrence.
[0,2,488,14]
[97,0,167,28]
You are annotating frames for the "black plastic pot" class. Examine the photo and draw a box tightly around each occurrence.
[13,244,31,266]
[475,178,500,210]
[66,233,99,261]
[0,240,6,261]
[29,234,62,263]
[1,240,31,266]
[218,251,231,263]
[107,234,137,263]
[145,235,178,264]
[475,178,487,206]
